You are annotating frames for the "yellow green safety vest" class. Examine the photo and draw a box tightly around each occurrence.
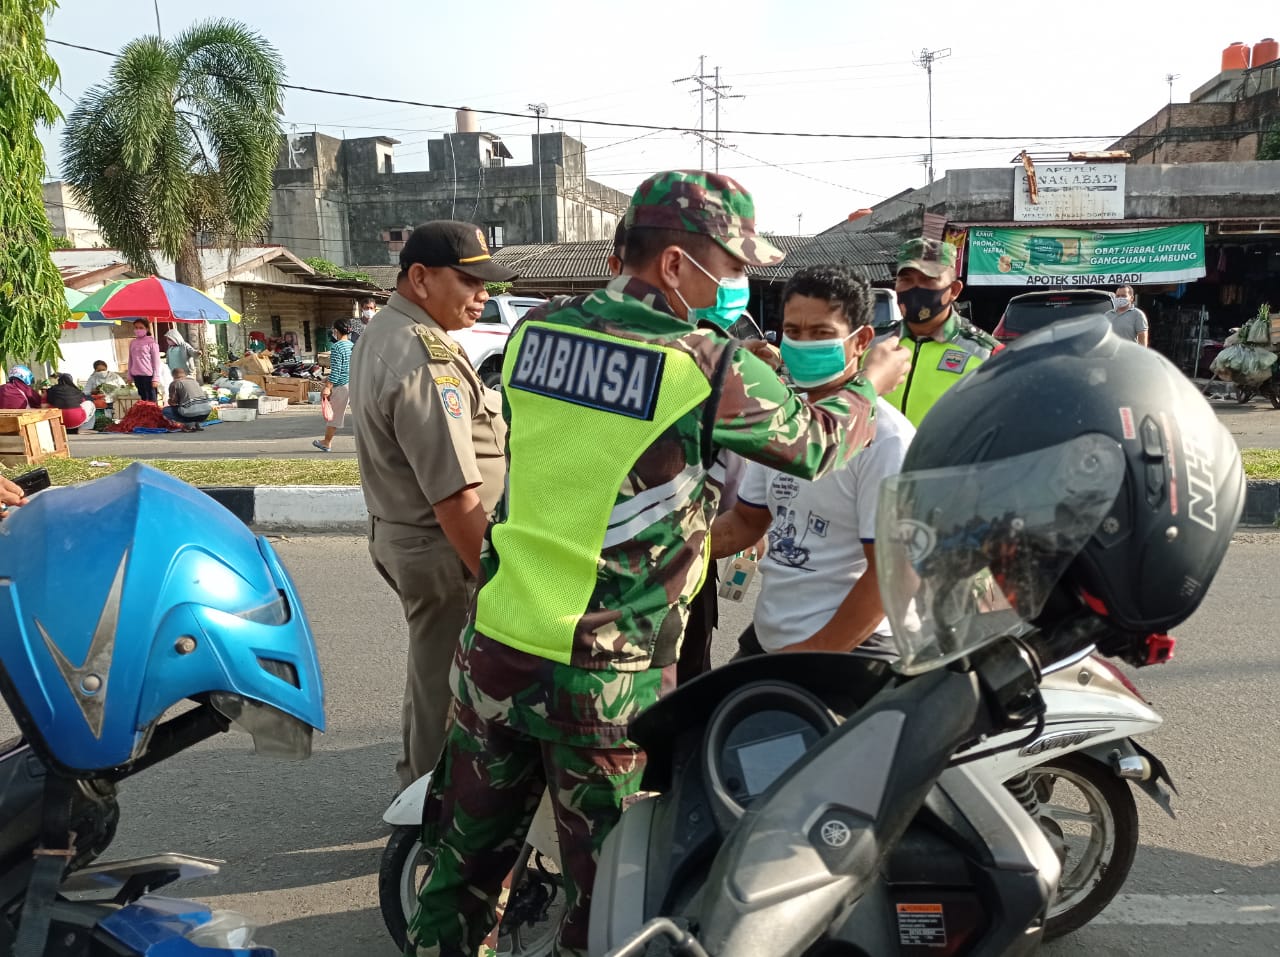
[884,320,996,427]
[475,319,713,665]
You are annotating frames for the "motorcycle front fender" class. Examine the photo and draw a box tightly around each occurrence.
[383,773,432,826]
[966,676,1163,784]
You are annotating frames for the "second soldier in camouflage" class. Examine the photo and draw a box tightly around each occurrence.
[406,169,910,957]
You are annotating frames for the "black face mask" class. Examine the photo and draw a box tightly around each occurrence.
[899,285,951,324]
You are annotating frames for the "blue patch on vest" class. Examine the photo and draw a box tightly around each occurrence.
[509,328,664,420]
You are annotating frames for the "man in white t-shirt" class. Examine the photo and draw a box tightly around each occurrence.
[711,264,915,658]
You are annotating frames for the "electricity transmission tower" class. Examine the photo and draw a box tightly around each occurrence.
[913,47,951,184]
[673,57,744,173]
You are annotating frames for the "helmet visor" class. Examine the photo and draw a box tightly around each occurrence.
[876,434,1126,674]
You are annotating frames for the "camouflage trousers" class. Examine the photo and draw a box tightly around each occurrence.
[405,697,646,957]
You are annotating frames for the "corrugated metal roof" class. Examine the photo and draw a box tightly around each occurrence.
[491,242,614,280]
[751,231,901,283]
[53,246,313,286]
[354,265,402,290]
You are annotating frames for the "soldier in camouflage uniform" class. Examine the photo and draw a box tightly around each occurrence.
[406,170,911,957]
[886,237,1004,427]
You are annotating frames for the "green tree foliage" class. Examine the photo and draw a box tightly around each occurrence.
[1259,124,1280,162]
[0,0,72,364]
[62,19,284,289]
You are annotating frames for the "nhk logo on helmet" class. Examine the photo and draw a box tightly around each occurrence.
[509,327,664,420]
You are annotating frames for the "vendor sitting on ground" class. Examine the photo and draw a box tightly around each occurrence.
[163,368,214,432]
[0,367,39,410]
[84,360,125,395]
[45,373,96,434]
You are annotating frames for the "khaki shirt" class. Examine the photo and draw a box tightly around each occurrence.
[350,291,507,527]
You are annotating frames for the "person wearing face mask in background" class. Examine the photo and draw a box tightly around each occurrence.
[1105,284,1149,346]
[127,320,164,403]
[884,237,1001,427]
[711,264,914,662]
[351,296,378,345]
[404,170,910,957]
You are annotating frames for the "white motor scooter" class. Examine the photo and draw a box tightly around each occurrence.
[378,643,1173,950]
[381,782,563,955]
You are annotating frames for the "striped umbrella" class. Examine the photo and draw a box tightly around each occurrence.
[73,276,242,323]
[61,286,119,330]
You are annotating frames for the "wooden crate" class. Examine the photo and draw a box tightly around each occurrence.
[0,409,69,466]
[111,396,140,423]
[264,376,310,405]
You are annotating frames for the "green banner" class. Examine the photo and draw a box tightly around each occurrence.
[967,224,1206,287]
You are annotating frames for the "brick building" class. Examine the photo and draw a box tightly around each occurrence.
[268,110,629,267]
[1109,56,1280,164]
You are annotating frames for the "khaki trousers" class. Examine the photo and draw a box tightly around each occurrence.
[368,516,472,790]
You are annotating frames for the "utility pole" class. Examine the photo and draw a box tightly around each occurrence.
[1165,72,1180,106]
[913,47,951,184]
[529,102,548,242]
[673,59,742,172]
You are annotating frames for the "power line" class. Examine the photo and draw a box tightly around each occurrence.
[46,38,1122,143]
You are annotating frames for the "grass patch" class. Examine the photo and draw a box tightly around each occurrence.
[0,457,360,487]
[1242,448,1280,480]
[7,448,1279,487]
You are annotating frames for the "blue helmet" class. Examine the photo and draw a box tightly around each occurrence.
[0,464,325,775]
[8,365,33,386]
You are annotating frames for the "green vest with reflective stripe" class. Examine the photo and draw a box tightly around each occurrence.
[884,318,995,427]
[475,319,712,665]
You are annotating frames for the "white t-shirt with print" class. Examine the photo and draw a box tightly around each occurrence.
[738,399,915,656]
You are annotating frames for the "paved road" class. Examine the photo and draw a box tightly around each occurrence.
[60,387,1280,465]
[69,404,357,460]
[8,532,1280,955]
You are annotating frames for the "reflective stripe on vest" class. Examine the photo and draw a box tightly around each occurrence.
[885,338,985,427]
[475,320,712,664]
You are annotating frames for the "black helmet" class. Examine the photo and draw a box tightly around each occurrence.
[876,315,1243,673]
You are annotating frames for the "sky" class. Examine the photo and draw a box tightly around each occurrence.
[36,0,1280,239]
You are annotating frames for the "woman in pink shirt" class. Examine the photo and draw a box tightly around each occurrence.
[128,320,163,402]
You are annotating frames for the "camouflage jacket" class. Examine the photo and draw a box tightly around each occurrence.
[455,276,879,741]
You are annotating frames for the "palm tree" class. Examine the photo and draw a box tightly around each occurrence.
[61,19,284,289]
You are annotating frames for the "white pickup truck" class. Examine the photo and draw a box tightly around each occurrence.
[452,294,547,387]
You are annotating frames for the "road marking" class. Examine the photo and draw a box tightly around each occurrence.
[1094,894,1280,926]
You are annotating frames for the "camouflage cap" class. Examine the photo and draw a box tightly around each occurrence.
[623,170,785,267]
[897,238,957,279]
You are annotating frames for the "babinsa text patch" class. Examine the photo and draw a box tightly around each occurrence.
[509,328,664,420]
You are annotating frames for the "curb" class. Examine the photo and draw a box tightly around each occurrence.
[196,481,1280,532]
[200,485,367,532]
[1242,479,1280,527]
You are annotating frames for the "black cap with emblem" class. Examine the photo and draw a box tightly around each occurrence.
[399,220,519,282]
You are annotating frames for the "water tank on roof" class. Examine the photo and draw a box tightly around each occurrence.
[455,108,479,133]
[1222,41,1251,71]
[1253,38,1279,68]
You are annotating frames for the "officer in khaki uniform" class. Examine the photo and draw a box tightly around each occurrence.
[350,220,518,790]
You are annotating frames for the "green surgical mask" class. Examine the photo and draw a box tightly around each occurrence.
[672,250,750,331]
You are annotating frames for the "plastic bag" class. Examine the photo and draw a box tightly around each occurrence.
[321,395,334,422]
[1211,343,1277,385]
[1245,317,1272,345]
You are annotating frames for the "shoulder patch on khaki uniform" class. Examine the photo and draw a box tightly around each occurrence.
[414,324,456,362]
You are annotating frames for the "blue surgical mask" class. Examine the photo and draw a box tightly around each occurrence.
[781,330,859,388]
[672,250,751,331]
